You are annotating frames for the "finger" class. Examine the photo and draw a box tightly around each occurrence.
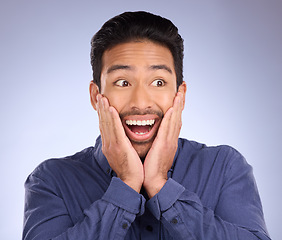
[154,92,182,142]
[172,91,183,115]
[99,96,130,147]
[175,91,184,117]
[155,107,174,141]
[172,92,183,125]
[166,92,183,140]
[96,95,107,147]
[97,95,113,148]
[108,106,128,145]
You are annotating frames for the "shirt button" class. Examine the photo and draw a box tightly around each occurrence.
[146,225,153,232]
[171,218,178,224]
[122,223,128,229]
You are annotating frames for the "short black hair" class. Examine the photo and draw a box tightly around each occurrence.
[90,11,184,90]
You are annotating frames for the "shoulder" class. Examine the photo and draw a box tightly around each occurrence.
[177,138,250,171]
[27,146,95,182]
[178,137,241,155]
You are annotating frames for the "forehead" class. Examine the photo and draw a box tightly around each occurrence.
[101,41,175,72]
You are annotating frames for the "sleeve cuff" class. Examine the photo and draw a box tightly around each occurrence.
[146,178,185,220]
[102,177,145,216]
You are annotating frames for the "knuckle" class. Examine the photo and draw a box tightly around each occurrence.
[100,120,111,126]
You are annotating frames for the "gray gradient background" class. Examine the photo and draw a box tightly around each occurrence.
[1,0,281,239]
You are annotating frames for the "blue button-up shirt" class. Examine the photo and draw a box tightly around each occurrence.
[23,136,270,239]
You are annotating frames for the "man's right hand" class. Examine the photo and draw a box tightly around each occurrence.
[96,94,144,193]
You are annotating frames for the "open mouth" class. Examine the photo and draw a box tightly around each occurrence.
[125,119,155,135]
[123,115,160,142]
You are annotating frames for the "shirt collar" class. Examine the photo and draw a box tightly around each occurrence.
[93,135,180,178]
[93,136,114,177]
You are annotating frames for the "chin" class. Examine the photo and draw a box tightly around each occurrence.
[131,141,152,160]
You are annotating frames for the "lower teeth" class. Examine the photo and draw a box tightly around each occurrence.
[135,132,148,135]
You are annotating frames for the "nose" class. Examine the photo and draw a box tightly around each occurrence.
[129,85,153,110]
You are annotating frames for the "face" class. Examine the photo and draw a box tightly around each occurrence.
[90,40,186,158]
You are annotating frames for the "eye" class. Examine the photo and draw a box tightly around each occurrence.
[151,79,166,87]
[114,79,130,87]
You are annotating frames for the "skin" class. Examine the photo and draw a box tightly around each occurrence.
[90,40,186,198]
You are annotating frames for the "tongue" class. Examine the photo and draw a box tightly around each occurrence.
[129,125,151,133]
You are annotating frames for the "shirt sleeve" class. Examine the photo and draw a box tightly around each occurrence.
[146,156,271,240]
[23,175,145,240]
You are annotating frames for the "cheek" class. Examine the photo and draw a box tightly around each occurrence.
[153,91,176,112]
[103,91,128,113]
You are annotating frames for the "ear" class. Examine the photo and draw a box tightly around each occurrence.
[178,81,187,110]
[89,81,99,111]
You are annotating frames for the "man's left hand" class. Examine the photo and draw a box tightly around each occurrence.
[143,92,184,198]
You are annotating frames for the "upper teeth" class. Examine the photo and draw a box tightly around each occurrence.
[125,119,155,126]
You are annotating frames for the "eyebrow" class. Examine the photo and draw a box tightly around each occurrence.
[149,64,172,74]
[106,64,173,74]
[107,65,133,74]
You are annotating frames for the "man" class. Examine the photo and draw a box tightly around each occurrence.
[23,11,270,239]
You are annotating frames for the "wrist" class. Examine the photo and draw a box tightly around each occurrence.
[123,178,143,193]
[143,178,167,198]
